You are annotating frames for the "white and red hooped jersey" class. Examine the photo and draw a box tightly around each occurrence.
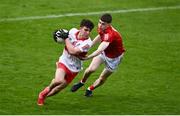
[59,28,92,72]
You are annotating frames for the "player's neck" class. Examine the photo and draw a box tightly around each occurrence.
[77,33,88,40]
[103,25,111,32]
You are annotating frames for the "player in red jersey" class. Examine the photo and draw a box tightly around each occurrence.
[71,13,125,96]
[37,19,94,105]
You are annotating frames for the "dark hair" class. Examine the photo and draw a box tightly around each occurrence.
[100,13,112,23]
[80,19,94,31]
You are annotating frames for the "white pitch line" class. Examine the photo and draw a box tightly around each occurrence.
[0,5,180,22]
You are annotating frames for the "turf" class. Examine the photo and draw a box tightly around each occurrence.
[0,0,180,114]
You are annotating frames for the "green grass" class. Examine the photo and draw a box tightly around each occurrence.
[0,0,180,114]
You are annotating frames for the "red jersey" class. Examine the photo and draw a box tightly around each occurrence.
[98,26,125,58]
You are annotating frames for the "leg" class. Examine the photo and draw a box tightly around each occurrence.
[37,68,67,105]
[92,68,112,89]
[71,56,104,92]
[47,68,67,96]
[85,68,112,97]
[85,53,124,96]
[81,56,104,83]
[47,82,67,97]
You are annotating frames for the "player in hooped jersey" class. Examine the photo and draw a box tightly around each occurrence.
[37,19,94,105]
[71,13,125,96]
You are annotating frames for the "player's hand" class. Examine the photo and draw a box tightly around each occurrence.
[53,29,69,41]
[59,29,69,40]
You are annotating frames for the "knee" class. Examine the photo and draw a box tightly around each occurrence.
[54,80,66,86]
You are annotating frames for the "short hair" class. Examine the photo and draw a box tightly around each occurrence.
[100,13,112,23]
[80,19,94,31]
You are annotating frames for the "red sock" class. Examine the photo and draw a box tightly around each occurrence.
[41,87,50,97]
[88,85,95,91]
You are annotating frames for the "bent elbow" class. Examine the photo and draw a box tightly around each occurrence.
[68,49,80,55]
[68,50,77,55]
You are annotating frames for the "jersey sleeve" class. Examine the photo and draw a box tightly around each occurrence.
[102,33,113,43]
[68,28,78,40]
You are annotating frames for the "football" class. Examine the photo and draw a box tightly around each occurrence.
[53,29,69,44]
[56,36,65,43]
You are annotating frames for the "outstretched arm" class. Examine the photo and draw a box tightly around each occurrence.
[85,41,109,60]
[91,35,101,47]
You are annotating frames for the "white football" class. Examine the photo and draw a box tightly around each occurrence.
[56,36,65,43]
[54,29,68,44]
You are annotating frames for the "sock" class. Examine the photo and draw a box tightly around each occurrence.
[88,85,95,91]
[42,87,50,97]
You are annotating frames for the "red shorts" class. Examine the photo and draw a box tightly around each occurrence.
[56,62,78,84]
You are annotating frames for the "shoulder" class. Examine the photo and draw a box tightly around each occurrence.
[69,28,78,35]
[111,27,121,34]
[108,27,122,38]
[68,28,78,40]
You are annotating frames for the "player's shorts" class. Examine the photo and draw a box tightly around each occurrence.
[56,62,78,84]
[99,52,124,72]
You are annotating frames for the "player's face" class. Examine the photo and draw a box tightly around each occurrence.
[98,20,109,31]
[79,26,91,38]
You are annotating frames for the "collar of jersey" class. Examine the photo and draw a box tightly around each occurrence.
[75,31,88,41]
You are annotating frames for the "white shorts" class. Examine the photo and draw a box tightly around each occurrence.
[99,52,124,72]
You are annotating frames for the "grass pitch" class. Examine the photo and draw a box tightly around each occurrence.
[0,0,180,114]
